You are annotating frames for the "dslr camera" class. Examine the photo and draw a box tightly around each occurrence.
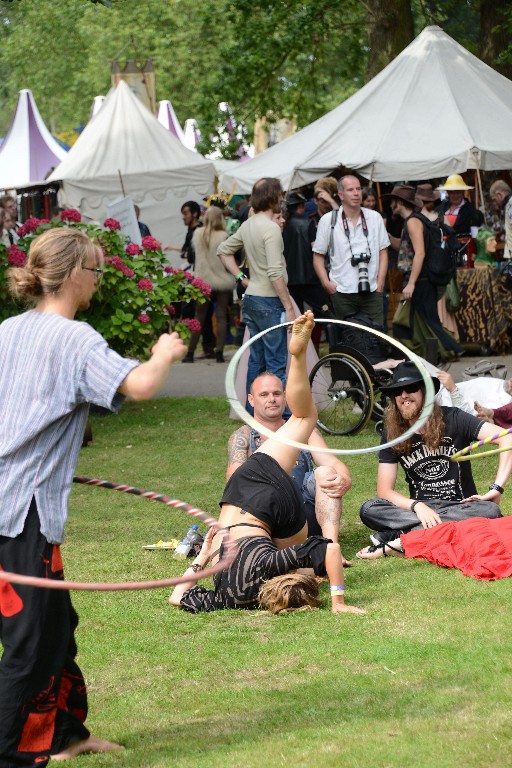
[351,252,371,293]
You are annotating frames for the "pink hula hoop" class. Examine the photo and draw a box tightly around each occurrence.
[0,476,235,591]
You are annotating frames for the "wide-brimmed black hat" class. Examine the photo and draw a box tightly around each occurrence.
[285,190,307,207]
[379,361,440,396]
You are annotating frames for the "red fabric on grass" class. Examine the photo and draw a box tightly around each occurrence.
[401,516,512,580]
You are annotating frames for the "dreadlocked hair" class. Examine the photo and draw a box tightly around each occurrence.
[258,573,320,615]
[385,397,445,455]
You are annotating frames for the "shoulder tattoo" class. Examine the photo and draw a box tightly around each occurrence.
[227,427,250,466]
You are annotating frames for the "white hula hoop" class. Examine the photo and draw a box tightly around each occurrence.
[225,318,435,456]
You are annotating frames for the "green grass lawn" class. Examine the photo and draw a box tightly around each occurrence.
[45,399,512,765]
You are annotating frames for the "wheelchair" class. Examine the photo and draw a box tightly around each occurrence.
[309,319,395,437]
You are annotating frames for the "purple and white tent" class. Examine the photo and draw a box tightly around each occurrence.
[157,100,186,144]
[0,89,67,189]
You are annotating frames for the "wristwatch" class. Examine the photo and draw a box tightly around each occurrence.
[190,563,204,572]
[489,482,505,494]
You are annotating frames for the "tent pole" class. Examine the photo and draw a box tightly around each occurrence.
[476,166,487,226]
[118,170,126,198]
[376,181,382,212]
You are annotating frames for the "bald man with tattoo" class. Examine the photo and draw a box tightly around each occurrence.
[227,372,352,563]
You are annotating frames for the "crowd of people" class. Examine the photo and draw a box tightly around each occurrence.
[171,171,511,381]
[2,171,512,766]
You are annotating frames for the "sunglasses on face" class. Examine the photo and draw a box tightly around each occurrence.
[393,383,422,396]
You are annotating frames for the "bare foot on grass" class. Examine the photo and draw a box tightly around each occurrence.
[51,736,124,761]
[289,311,315,356]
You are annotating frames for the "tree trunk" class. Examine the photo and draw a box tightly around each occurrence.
[364,0,414,82]
[479,0,512,79]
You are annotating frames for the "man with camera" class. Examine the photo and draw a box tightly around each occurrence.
[312,175,389,326]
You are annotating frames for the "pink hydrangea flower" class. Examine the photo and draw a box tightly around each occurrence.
[141,236,162,252]
[182,318,201,333]
[192,277,212,297]
[7,247,27,267]
[103,217,121,231]
[122,266,135,278]
[17,218,41,237]
[183,271,193,281]
[110,256,126,271]
[138,314,150,324]
[125,243,141,256]
[138,278,154,291]
[166,304,176,316]
[60,209,81,223]
[164,265,178,274]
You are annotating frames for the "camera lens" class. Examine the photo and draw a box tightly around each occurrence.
[358,265,370,293]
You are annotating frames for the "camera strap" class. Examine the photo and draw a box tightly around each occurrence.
[341,209,371,259]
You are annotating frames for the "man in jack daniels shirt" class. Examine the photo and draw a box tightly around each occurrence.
[358,362,512,554]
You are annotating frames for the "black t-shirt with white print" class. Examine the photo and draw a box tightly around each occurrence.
[379,407,485,501]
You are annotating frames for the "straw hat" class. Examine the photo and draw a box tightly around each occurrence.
[437,174,474,191]
[416,183,440,202]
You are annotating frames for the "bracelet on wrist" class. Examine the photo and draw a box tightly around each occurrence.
[489,482,505,495]
[235,271,245,281]
[330,585,345,593]
[190,563,204,573]
[410,499,421,513]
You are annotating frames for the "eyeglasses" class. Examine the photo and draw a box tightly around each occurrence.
[83,267,103,280]
[394,383,422,395]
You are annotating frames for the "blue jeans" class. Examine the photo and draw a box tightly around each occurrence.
[242,294,287,399]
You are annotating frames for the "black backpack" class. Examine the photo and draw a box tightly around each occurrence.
[411,212,458,286]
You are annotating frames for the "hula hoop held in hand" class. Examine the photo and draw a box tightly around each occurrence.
[225,318,436,456]
[451,426,512,462]
[0,477,236,591]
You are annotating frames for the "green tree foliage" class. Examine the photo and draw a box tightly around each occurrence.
[0,0,509,158]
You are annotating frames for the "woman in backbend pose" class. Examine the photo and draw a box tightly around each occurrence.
[170,312,364,616]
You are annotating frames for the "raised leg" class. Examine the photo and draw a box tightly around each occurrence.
[257,312,317,475]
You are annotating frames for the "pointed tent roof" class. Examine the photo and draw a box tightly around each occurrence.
[183,118,199,152]
[220,26,512,192]
[89,95,105,122]
[48,80,214,207]
[0,89,67,189]
[157,100,186,143]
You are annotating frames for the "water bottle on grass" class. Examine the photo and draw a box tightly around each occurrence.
[173,524,200,560]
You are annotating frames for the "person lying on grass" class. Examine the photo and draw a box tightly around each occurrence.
[170,312,364,616]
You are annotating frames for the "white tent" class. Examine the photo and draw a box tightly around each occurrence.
[0,89,67,189]
[89,96,105,121]
[220,26,512,193]
[157,100,186,144]
[48,81,215,250]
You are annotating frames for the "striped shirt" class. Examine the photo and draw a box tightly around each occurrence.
[180,535,329,612]
[0,311,138,542]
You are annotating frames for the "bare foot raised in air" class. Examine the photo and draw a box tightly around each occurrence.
[289,311,315,356]
[51,736,124,761]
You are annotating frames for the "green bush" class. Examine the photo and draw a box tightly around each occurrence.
[0,209,209,358]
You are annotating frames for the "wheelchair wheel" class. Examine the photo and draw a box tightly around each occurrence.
[309,352,375,436]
